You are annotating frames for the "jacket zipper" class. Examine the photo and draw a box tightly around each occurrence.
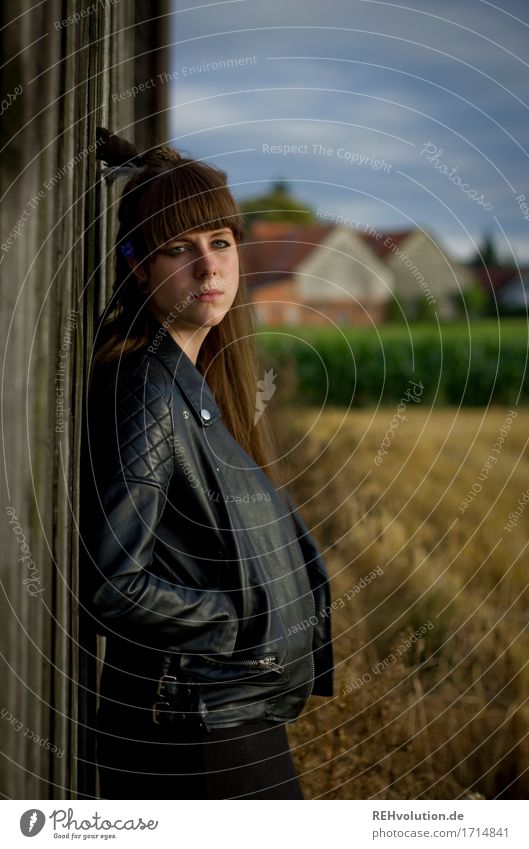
[197,654,285,673]
[308,589,316,688]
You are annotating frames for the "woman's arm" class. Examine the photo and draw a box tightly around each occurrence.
[81,361,238,656]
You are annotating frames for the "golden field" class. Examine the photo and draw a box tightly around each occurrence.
[278,405,529,799]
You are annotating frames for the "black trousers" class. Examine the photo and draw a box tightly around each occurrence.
[96,709,304,800]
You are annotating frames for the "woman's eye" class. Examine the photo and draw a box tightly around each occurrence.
[165,239,231,256]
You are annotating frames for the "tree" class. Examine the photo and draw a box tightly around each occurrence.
[469,233,503,268]
[445,276,489,319]
[239,179,318,224]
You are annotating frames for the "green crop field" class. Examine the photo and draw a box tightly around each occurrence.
[257,319,529,407]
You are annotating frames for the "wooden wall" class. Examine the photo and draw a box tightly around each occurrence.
[0,0,169,799]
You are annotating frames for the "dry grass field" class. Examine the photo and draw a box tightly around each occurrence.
[278,404,529,800]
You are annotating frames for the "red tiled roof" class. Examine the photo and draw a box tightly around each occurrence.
[242,222,334,288]
[473,266,518,292]
[247,221,299,239]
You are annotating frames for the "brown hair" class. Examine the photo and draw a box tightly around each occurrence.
[92,129,285,490]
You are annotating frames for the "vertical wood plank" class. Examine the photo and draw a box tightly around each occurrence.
[0,0,169,800]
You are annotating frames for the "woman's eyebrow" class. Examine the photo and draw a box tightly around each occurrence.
[166,230,232,244]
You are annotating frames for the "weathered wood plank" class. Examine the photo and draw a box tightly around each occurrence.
[0,0,169,800]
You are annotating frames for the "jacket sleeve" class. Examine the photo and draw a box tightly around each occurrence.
[284,491,334,697]
[81,361,238,656]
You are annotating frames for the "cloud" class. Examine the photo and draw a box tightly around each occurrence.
[169,0,529,261]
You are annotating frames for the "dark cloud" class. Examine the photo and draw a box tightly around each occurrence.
[169,0,529,262]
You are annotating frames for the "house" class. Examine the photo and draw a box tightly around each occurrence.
[473,265,529,314]
[360,228,475,320]
[242,221,392,325]
[494,269,529,313]
[243,222,474,325]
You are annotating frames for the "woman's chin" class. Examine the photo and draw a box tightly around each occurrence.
[194,305,231,325]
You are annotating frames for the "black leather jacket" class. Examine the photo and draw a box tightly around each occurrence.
[81,314,334,731]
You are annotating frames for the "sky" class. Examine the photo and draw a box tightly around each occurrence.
[168,0,529,264]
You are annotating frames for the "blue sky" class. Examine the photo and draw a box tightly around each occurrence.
[168,0,529,264]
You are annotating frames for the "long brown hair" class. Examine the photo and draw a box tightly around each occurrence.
[92,130,285,490]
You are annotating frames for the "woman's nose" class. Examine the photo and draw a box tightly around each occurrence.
[193,247,218,278]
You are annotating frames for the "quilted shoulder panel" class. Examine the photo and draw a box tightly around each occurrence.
[90,357,175,490]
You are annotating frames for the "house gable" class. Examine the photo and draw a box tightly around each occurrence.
[295,225,393,303]
[385,231,473,300]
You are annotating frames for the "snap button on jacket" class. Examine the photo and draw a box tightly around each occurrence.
[81,319,334,729]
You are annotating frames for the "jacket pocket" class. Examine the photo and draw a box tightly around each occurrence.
[178,651,291,686]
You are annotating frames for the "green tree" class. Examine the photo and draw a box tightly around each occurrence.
[239,179,318,225]
[446,275,489,319]
[469,233,503,268]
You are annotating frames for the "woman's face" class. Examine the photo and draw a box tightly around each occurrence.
[131,227,239,331]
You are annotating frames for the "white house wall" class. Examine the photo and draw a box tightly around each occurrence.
[386,231,473,303]
[295,226,394,304]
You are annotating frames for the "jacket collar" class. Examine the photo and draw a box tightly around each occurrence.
[145,312,222,428]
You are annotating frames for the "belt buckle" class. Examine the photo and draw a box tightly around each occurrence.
[152,700,171,725]
[157,674,179,699]
[152,674,180,725]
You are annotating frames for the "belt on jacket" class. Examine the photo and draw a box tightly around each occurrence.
[151,653,208,730]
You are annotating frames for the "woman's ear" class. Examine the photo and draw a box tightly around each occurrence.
[126,255,147,281]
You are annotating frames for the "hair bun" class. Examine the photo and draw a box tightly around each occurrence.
[96,129,183,171]
[96,127,141,166]
[137,144,182,168]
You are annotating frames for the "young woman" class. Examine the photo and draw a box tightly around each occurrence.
[81,129,334,800]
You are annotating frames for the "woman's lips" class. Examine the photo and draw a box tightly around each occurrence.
[195,289,223,301]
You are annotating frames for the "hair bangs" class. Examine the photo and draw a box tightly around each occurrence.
[137,162,244,259]
[94,136,284,491]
